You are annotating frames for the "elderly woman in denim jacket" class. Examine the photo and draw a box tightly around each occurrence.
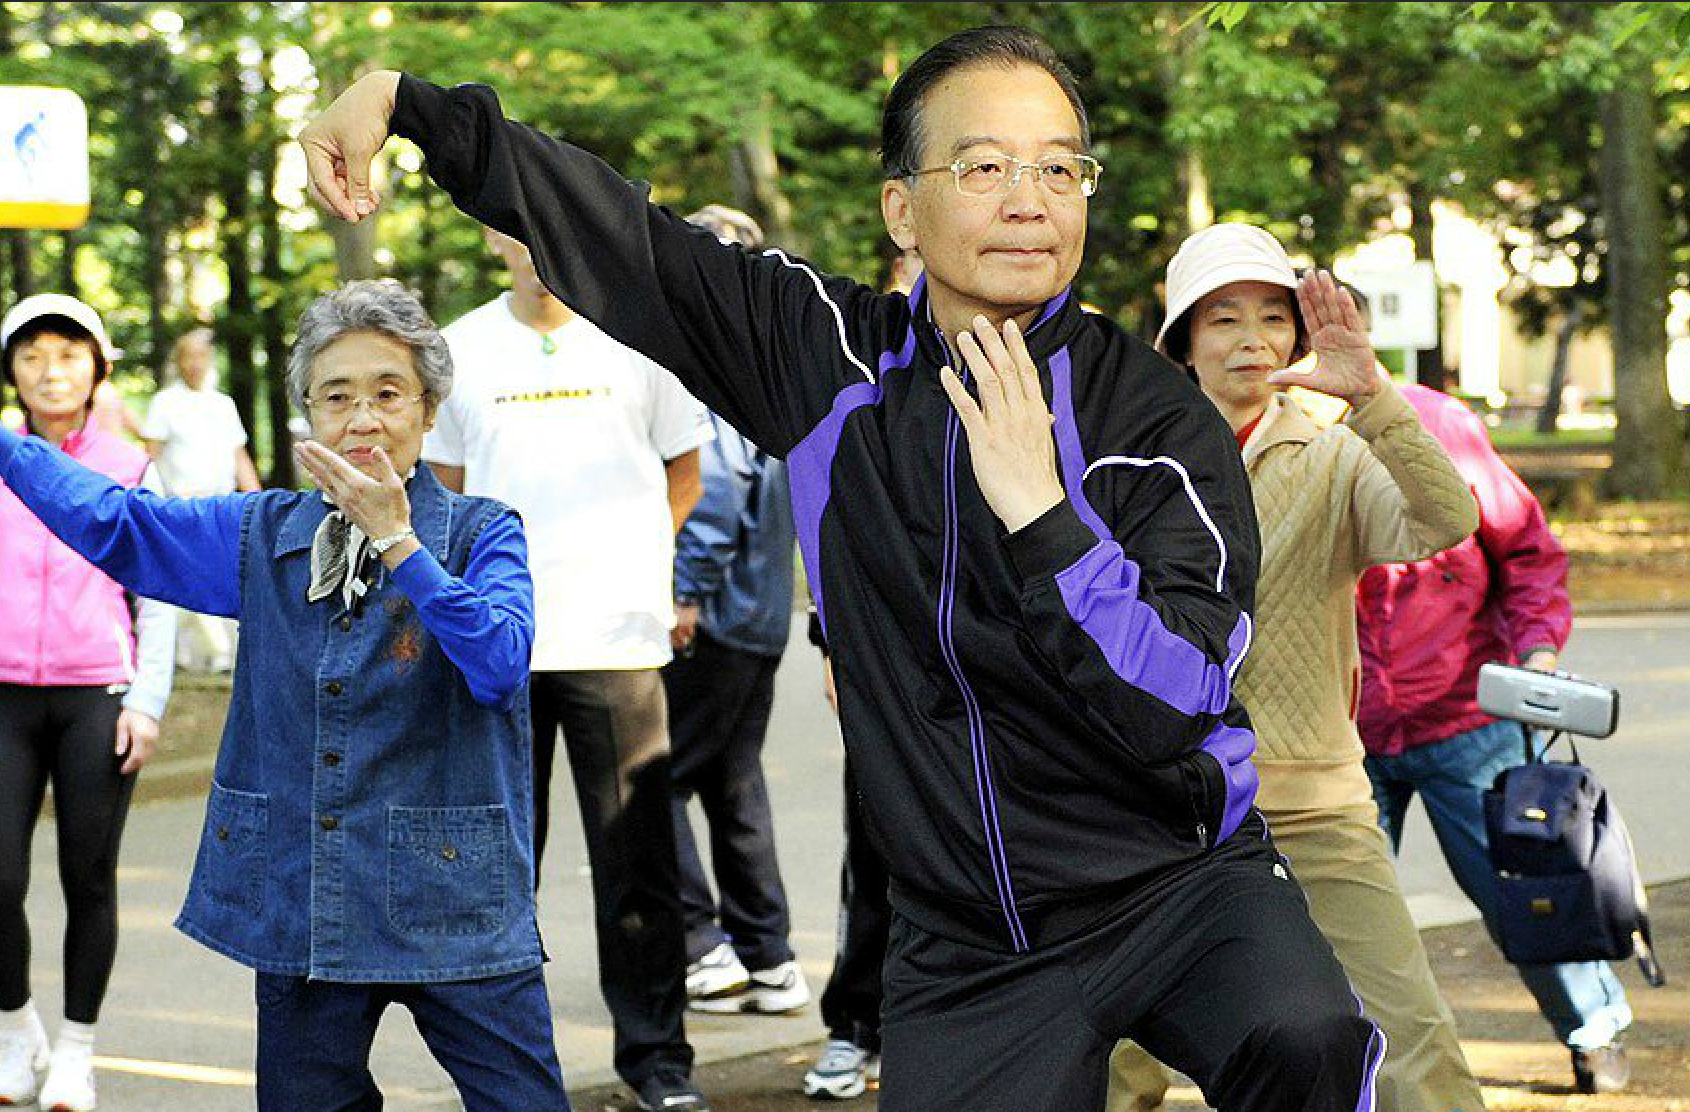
[0,280,570,1112]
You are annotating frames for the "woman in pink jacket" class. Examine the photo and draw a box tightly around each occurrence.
[0,295,176,1112]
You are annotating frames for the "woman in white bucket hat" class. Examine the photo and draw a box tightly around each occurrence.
[1108,224,1489,1112]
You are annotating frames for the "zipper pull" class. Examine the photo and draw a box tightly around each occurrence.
[1196,822,1208,848]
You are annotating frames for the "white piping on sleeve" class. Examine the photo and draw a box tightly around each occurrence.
[1081,454,1254,679]
[763,248,876,385]
[1081,455,1228,591]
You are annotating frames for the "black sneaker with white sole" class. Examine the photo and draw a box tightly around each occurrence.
[634,1070,712,1112]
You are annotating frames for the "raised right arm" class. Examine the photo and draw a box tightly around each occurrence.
[0,426,247,618]
[303,71,880,456]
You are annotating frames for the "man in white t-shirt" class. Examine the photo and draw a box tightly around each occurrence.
[141,328,260,672]
[424,227,713,1112]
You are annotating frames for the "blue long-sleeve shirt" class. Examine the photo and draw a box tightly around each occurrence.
[0,425,534,709]
[673,410,794,658]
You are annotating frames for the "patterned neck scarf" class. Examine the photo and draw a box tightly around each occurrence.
[305,469,415,609]
[306,510,373,610]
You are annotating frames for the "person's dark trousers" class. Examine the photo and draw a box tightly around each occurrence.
[0,684,134,1024]
[530,669,693,1087]
[818,757,890,1053]
[662,630,794,971]
[253,966,570,1111]
[877,816,1383,1112]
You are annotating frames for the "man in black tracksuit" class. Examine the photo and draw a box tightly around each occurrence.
[303,26,1385,1112]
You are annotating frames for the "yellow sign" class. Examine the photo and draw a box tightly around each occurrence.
[0,86,90,230]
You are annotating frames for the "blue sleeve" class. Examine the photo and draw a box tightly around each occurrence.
[674,425,751,601]
[386,509,535,710]
[0,424,247,618]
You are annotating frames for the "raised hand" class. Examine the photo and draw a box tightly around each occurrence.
[293,440,413,544]
[938,315,1065,534]
[1268,269,1382,408]
[299,70,403,223]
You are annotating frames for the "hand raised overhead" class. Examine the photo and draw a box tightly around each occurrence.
[938,315,1065,534]
[299,70,403,224]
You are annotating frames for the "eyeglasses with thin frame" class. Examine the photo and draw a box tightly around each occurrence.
[304,386,427,419]
[908,152,1102,198]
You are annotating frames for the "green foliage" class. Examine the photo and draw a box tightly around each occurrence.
[1,0,1683,478]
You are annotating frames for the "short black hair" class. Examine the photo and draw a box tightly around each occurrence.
[2,314,108,392]
[880,26,1090,180]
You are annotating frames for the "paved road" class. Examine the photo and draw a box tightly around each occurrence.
[19,611,1690,1109]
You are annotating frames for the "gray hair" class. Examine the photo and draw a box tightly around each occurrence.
[286,280,452,409]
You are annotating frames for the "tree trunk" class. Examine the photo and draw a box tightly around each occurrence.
[259,132,295,489]
[4,231,34,301]
[1164,18,1212,234]
[57,230,78,296]
[729,97,799,254]
[1536,303,1583,436]
[1598,70,1675,499]
[214,75,259,437]
[1407,185,1450,394]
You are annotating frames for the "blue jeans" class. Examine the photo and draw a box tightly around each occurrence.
[1365,719,1632,1049]
[254,966,570,1111]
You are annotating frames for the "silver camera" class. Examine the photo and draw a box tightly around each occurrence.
[1476,662,1619,739]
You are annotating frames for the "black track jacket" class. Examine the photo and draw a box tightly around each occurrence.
[395,76,1264,954]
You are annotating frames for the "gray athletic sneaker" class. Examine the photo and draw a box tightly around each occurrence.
[803,1038,872,1100]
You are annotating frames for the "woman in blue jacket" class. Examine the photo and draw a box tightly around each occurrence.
[0,280,569,1112]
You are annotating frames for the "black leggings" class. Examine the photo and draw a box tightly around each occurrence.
[0,684,136,1024]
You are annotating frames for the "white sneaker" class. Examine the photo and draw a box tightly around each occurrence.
[689,959,811,1015]
[803,1038,870,1100]
[0,1019,49,1105]
[685,942,750,1000]
[37,1046,97,1112]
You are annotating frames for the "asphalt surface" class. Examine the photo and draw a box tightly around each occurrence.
[15,611,1689,1109]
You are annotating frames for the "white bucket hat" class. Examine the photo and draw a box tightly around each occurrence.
[1,293,119,361]
[1154,223,1298,356]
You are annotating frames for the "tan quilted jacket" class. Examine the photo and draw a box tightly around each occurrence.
[1238,382,1478,812]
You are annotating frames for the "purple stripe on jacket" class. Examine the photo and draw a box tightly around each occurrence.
[1047,346,1260,840]
[1197,723,1258,844]
[784,319,917,636]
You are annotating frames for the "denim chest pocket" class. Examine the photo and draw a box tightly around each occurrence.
[386,805,508,937]
[200,783,269,914]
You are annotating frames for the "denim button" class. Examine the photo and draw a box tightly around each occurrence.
[324,752,341,767]
[326,681,343,696]
[320,815,339,831]
[440,846,458,861]
[217,826,229,841]
[338,616,352,632]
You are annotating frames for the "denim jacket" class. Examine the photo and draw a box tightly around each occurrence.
[0,426,543,983]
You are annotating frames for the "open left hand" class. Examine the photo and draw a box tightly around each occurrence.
[115,709,159,775]
[293,441,412,540]
[1268,270,1382,408]
[939,315,1065,534]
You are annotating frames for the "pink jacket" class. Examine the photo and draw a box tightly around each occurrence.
[1356,385,1572,756]
[0,421,151,687]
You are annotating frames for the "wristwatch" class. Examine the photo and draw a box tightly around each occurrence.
[369,527,417,555]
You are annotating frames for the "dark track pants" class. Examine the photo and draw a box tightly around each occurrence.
[663,632,794,971]
[818,757,890,1053]
[530,669,691,1087]
[877,818,1384,1112]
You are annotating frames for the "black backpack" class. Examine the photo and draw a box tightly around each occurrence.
[1483,733,1665,986]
